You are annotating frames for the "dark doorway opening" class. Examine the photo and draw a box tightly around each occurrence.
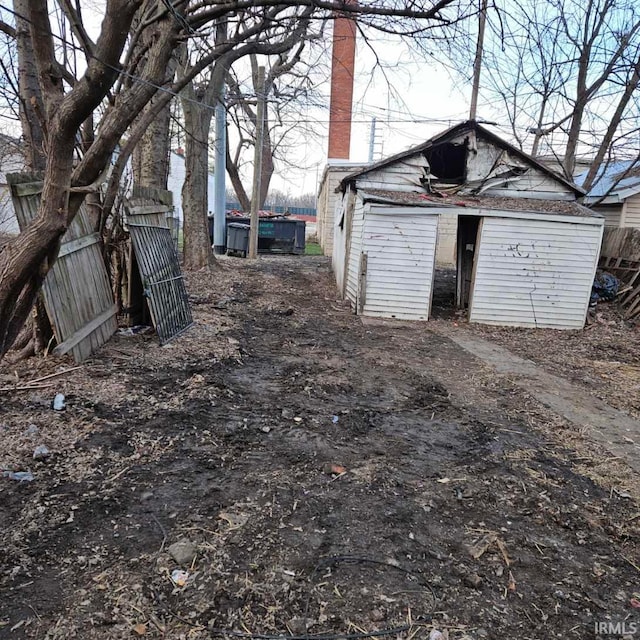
[456,215,481,309]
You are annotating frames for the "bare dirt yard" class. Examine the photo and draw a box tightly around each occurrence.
[1,256,639,640]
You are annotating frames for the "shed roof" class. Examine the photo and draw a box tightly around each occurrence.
[341,120,585,196]
[575,159,640,201]
[360,188,601,218]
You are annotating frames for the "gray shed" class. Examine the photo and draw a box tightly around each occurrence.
[332,121,604,329]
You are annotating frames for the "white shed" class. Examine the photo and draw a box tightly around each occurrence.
[333,121,604,330]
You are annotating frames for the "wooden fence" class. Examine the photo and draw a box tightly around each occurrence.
[8,173,117,362]
[600,228,640,320]
[601,227,640,262]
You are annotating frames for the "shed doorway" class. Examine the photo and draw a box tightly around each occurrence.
[455,215,482,309]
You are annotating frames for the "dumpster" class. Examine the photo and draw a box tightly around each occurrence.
[226,223,250,257]
[211,216,306,255]
[294,220,306,255]
[256,218,305,254]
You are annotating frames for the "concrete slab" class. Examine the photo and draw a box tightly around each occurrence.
[434,326,640,473]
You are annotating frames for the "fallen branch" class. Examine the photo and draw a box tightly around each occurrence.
[25,366,83,385]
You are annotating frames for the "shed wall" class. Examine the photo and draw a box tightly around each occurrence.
[591,204,622,227]
[625,193,640,227]
[465,138,574,198]
[332,191,348,294]
[345,197,366,309]
[435,211,457,266]
[317,165,364,256]
[355,153,427,192]
[470,217,603,329]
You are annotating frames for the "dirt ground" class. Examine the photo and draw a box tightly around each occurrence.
[1,256,639,640]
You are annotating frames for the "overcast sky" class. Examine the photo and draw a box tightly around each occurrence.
[267,36,474,196]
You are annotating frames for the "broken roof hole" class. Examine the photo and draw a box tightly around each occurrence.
[424,142,467,184]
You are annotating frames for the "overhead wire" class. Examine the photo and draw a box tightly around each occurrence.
[0,2,635,154]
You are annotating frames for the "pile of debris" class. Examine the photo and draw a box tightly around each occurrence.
[598,256,640,320]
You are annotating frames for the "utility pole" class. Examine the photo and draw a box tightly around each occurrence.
[469,0,488,121]
[248,66,266,260]
[213,95,227,254]
[368,117,377,163]
[213,19,228,255]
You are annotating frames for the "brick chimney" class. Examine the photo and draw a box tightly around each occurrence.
[328,11,356,161]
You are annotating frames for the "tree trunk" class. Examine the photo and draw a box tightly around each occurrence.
[226,136,251,210]
[133,102,172,190]
[259,120,274,208]
[0,0,154,358]
[14,0,46,171]
[181,94,215,269]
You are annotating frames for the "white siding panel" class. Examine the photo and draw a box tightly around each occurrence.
[435,212,457,266]
[356,154,428,192]
[317,165,364,255]
[624,194,640,227]
[332,192,348,294]
[592,204,622,227]
[362,213,438,320]
[345,198,366,309]
[470,218,602,329]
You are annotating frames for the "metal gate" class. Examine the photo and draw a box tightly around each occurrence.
[127,224,193,344]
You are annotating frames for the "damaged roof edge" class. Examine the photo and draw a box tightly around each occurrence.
[337,120,586,197]
[359,189,603,219]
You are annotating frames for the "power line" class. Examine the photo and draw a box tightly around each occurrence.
[1,3,633,153]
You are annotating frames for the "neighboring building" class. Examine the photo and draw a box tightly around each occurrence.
[167,150,215,221]
[317,161,367,255]
[576,161,640,228]
[0,134,25,235]
[332,120,603,330]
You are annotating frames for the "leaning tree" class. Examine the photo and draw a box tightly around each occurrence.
[0,0,472,358]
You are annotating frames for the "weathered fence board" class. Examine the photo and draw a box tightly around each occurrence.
[601,227,640,262]
[128,187,179,246]
[127,223,193,344]
[7,173,117,362]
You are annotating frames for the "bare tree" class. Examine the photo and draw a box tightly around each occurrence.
[446,0,640,187]
[0,0,470,358]
[225,34,328,211]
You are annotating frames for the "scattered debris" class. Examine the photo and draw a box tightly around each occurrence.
[52,393,66,411]
[2,470,34,482]
[167,540,197,567]
[464,572,483,589]
[2,257,640,638]
[287,617,308,635]
[598,255,640,320]
[332,415,339,424]
[591,271,620,305]
[33,445,50,460]
[132,622,147,635]
[117,325,153,336]
[170,569,189,588]
[218,510,249,528]
[495,537,511,567]
[323,463,346,475]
